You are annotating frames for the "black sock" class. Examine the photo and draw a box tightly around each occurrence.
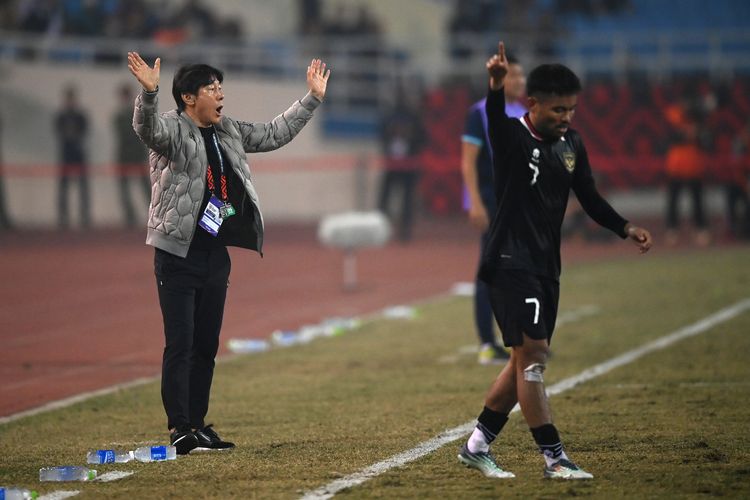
[477,406,509,443]
[530,423,564,461]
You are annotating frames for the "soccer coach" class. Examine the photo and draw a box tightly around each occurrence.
[128,52,330,454]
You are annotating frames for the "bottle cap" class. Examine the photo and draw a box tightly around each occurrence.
[87,469,98,481]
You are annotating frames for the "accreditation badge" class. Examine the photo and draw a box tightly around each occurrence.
[219,202,236,219]
[198,195,224,236]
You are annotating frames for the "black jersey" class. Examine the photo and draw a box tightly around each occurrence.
[479,88,628,284]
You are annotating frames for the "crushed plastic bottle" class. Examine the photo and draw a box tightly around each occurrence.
[0,487,38,499]
[133,445,177,462]
[227,338,270,354]
[271,329,300,347]
[321,316,361,336]
[86,449,134,464]
[382,305,418,320]
[297,324,326,343]
[39,466,97,482]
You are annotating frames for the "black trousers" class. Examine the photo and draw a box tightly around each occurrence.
[118,172,150,227]
[58,171,90,228]
[666,178,706,229]
[377,170,419,241]
[475,229,497,347]
[154,246,231,431]
[726,182,750,239]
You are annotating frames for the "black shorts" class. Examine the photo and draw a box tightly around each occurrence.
[487,269,560,347]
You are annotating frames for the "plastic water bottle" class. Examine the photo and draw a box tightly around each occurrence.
[133,445,177,462]
[0,487,38,499]
[39,466,97,482]
[86,449,134,464]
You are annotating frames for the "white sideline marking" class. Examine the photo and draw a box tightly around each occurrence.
[438,304,600,364]
[38,491,79,500]
[0,283,469,426]
[301,298,750,500]
[0,377,157,425]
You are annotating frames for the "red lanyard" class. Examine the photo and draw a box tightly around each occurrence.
[206,131,228,202]
[206,164,228,201]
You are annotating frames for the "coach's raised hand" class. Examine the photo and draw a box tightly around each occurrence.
[307,58,331,101]
[128,52,160,93]
[486,41,510,91]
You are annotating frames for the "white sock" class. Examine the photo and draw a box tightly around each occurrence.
[467,427,490,453]
[542,447,569,467]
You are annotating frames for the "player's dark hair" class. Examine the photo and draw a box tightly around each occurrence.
[526,64,581,98]
[172,63,224,111]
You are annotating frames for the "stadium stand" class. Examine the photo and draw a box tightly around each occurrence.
[1,0,748,223]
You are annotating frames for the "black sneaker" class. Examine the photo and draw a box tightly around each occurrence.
[170,429,199,455]
[194,424,235,451]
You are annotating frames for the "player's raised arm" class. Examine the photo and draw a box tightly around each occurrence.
[485,41,515,156]
[486,41,509,91]
[127,52,160,92]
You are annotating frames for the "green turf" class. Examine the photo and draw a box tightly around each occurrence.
[1,246,749,499]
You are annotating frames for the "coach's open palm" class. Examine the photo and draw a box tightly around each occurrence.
[307,58,331,100]
[128,52,160,92]
[487,41,510,90]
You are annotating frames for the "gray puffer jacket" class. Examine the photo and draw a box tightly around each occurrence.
[133,88,320,257]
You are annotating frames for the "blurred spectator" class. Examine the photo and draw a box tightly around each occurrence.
[0,115,13,230]
[172,0,218,40]
[555,0,632,16]
[105,0,154,39]
[61,0,107,37]
[298,0,322,35]
[16,0,63,35]
[447,0,494,59]
[377,91,426,242]
[556,0,595,16]
[664,122,710,246]
[216,17,243,44]
[9,0,242,43]
[0,2,16,30]
[323,4,355,36]
[727,121,750,239]
[448,0,493,34]
[322,3,381,37]
[113,83,150,228]
[55,84,90,229]
[534,10,562,58]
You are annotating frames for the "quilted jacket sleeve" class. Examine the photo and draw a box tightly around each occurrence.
[236,92,321,153]
[133,89,173,157]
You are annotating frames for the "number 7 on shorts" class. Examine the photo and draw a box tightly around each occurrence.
[525,297,540,325]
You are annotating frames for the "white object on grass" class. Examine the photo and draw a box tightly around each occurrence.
[318,212,392,290]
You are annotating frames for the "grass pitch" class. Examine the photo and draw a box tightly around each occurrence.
[1,246,749,499]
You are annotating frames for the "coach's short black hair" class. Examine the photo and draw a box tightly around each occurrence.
[172,63,224,111]
[526,64,581,98]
